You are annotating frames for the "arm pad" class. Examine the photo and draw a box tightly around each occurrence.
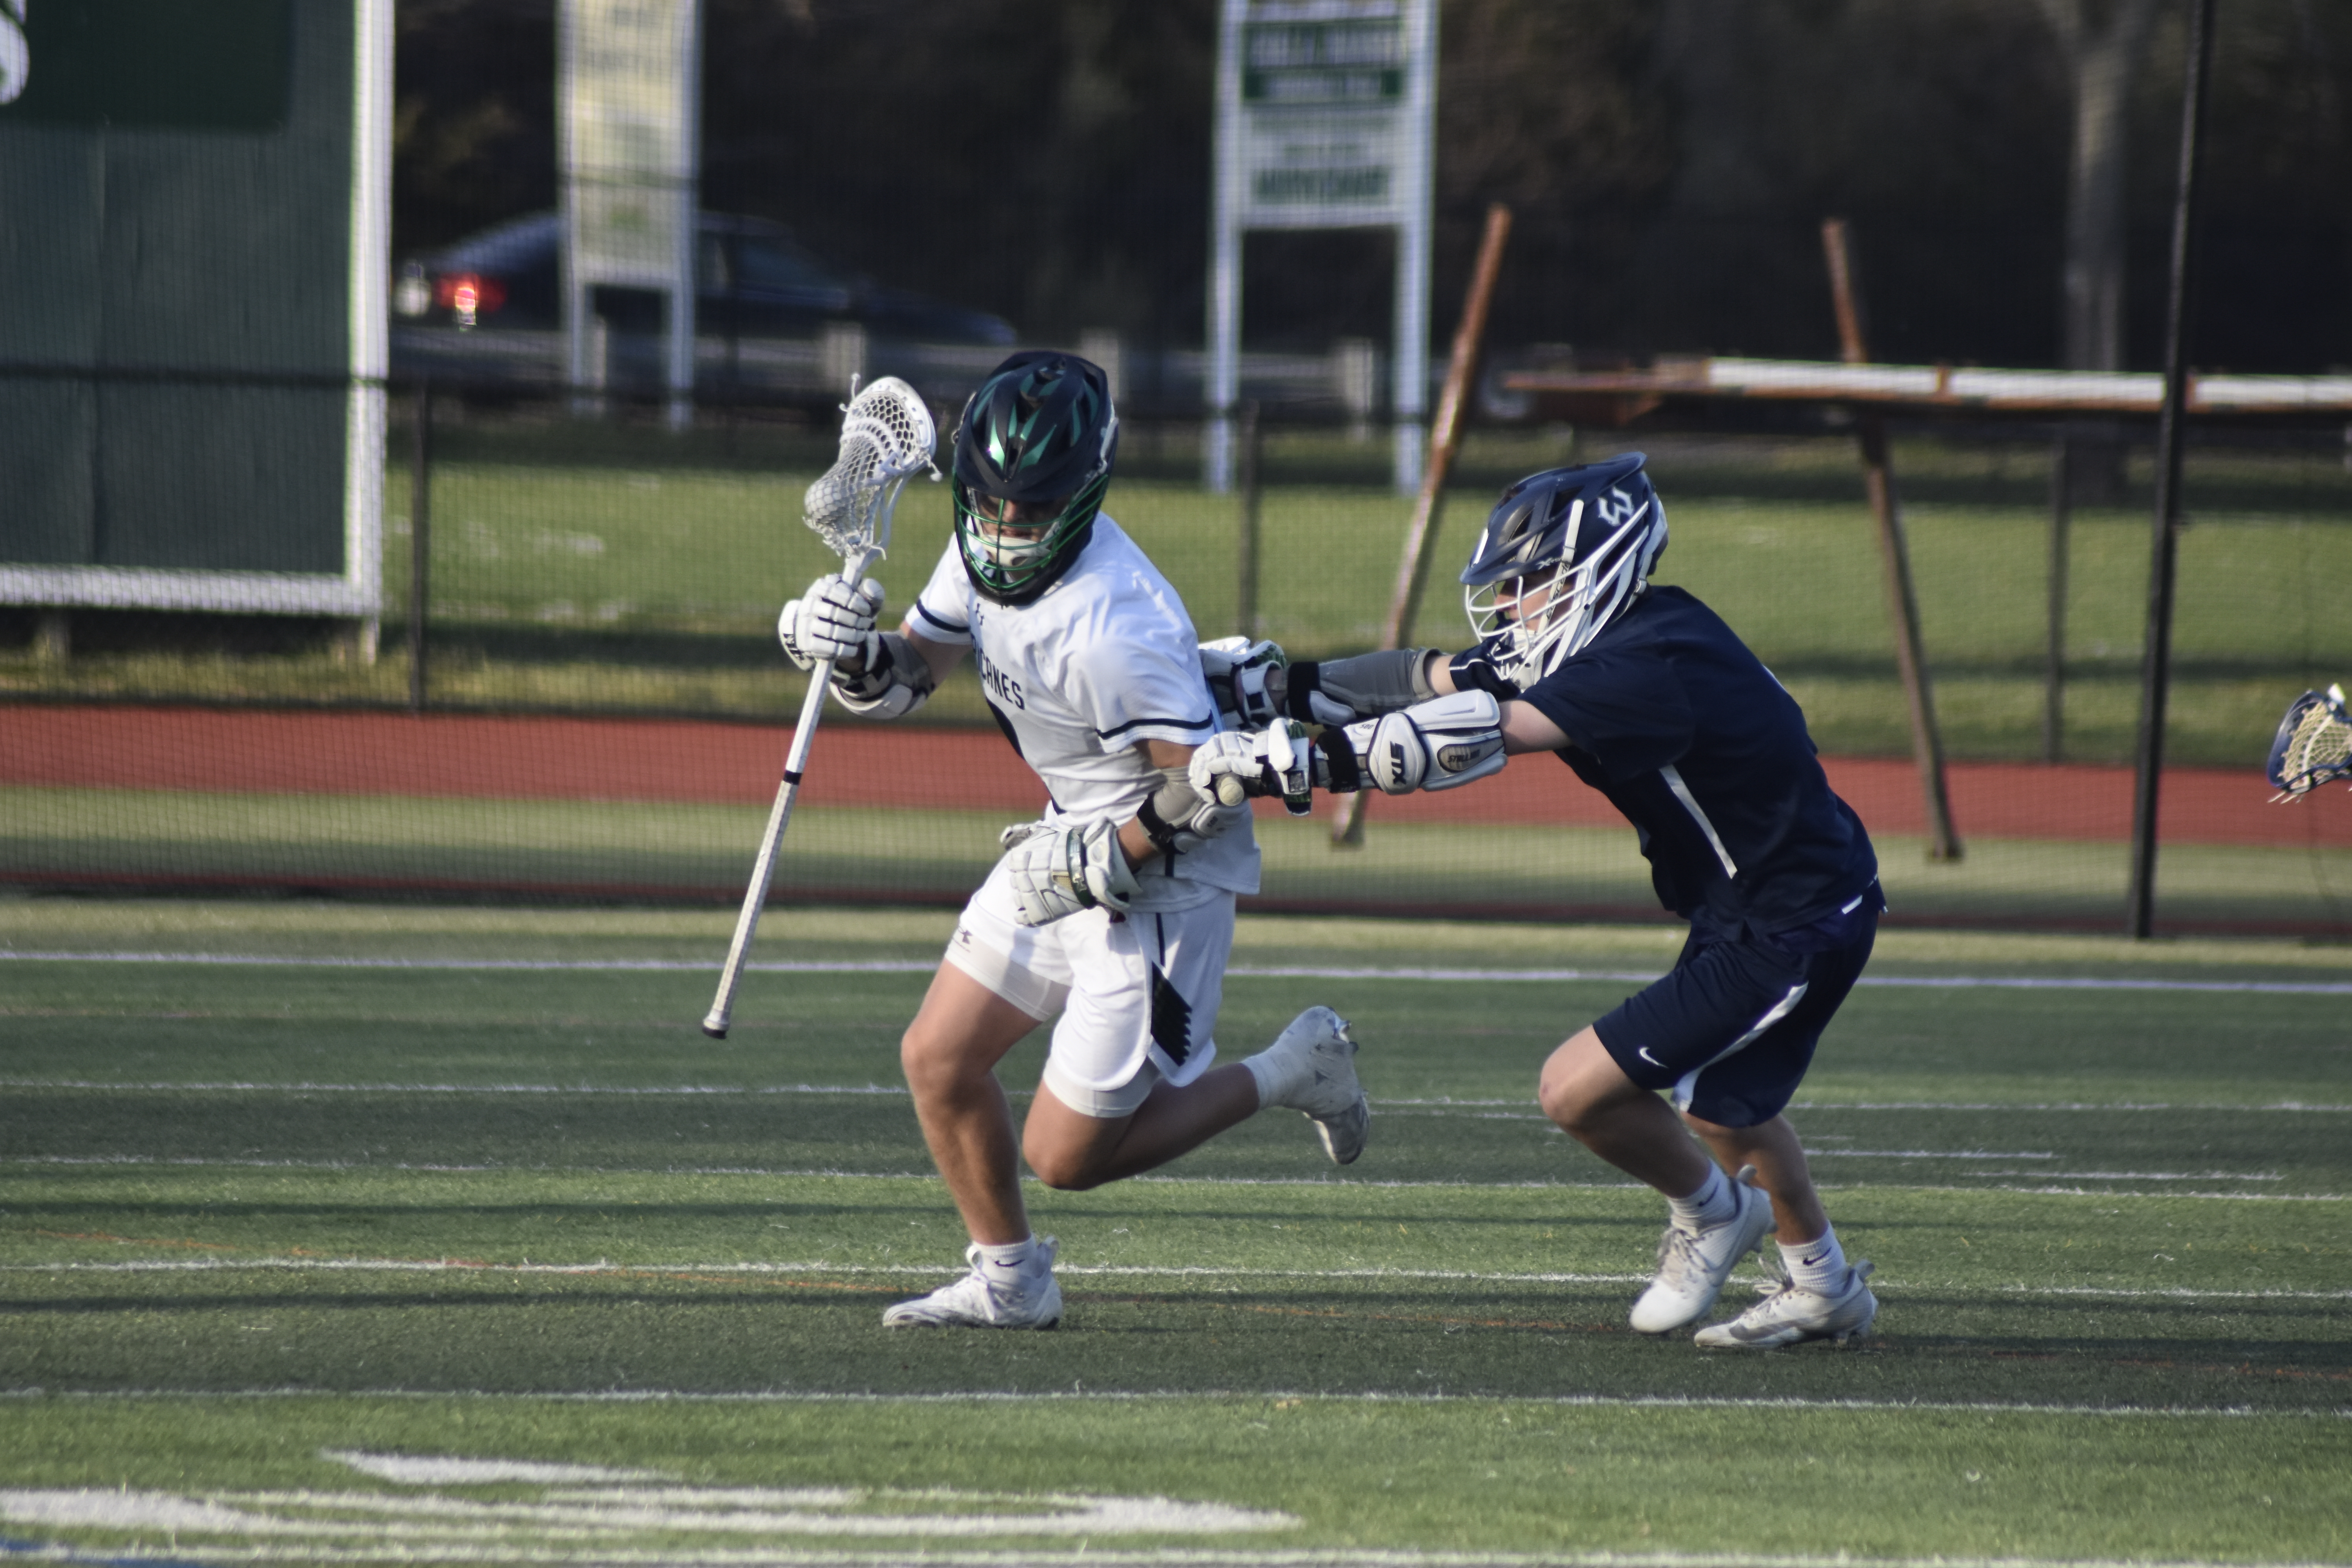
[831,632,935,719]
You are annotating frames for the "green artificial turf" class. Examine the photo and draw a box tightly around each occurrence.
[4,430,2346,765]
[0,899,2347,1563]
[10,784,2352,933]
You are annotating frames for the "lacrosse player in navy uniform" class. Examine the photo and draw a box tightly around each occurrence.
[1194,452,1883,1348]
[777,352,1368,1330]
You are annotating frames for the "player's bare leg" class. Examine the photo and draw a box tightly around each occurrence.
[1685,1112,1827,1245]
[1535,1027,1714,1195]
[898,960,1044,1247]
[1021,1065,1260,1190]
[1537,1026,1774,1334]
[1685,1111,1875,1349]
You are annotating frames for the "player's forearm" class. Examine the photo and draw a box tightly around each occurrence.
[1418,654,1559,753]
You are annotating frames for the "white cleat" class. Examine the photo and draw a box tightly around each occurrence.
[1695,1259,1878,1349]
[1261,1006,1369,1165]
[882,1237,1062,1329]
[1628,1172,1773,1335]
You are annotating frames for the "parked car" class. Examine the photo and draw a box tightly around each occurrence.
[390,210,1016,398]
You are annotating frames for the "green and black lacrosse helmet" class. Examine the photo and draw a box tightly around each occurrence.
[950,350,1120,605]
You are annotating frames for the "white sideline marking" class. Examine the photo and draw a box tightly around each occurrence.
[9,1257,2352,1303]
[1,1154,2338,1201]
[323,1452,667,1485]
[6,949,2352,995]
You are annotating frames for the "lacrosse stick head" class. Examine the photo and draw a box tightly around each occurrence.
[2266,684,2352,801]
[804,376,938,563]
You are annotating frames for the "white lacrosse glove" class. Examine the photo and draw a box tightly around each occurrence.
[1279,648,1441,726]
[998,817,1140,927]
[1187,721,1317,816]
[1198,636,1289,727]
[777,574,883,672]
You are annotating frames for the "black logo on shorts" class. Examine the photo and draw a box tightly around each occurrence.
[1148,966,1193,1066]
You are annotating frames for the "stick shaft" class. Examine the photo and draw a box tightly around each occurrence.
[701,543,883,1038]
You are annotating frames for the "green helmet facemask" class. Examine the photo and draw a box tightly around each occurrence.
[950,352,1119,605]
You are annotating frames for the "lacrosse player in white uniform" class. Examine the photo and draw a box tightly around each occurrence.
[776,351,1368,1329]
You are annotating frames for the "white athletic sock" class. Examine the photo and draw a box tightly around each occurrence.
[1780,1225,1848,1294]
[1243,1046,1302,1110]
[976,1237,1040,1281]
[1666,1163,1737,1232]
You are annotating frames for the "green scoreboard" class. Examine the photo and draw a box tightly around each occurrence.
[0,0,389,631]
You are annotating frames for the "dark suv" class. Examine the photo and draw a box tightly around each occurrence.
[390,211,1016,397]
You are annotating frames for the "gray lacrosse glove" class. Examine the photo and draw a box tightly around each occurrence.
[1187,721,1316,816]
[999,817,1140,927]
[1198,636,1289,727]
[778,574,883,672]
[1280,648,1440,726]
[1136,766,1252,856]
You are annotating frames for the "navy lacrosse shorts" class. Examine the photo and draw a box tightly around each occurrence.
[1593,889,1882,1129]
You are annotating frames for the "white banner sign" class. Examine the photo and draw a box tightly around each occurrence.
[1209,0,1436,493]
[1228,0,1425,229]
[560,0,701,416]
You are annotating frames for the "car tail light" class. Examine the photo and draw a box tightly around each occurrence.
[434,272,506,328]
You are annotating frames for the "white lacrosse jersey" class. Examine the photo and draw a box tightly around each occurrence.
[907,515,1260,911]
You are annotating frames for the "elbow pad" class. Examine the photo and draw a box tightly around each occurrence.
[1284,648,1438,725]
[831,632,935,719]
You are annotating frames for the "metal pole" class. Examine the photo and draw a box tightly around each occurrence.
[2043,436,2073,762]
[1821,218,1962,860]
[408,379,432,713]
[2128,0,2221,939]
[1236,400,1263,639]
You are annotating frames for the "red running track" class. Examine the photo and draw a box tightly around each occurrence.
[4,704,2345,849]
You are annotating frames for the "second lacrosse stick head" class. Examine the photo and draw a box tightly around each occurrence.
[2267,683,2352,800]
[804,376,938,562]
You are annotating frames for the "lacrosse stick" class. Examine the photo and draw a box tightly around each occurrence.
[702,376,938,1037]
[2267,683,2352,804]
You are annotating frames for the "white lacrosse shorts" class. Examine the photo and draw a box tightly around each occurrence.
[944,858,1235,1119]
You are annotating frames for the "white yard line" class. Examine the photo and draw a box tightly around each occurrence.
[1,1082,2344,1118]
[4,951,2350,996]
[5,1257,2348,1302]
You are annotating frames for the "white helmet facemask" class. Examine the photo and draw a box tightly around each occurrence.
[1464,484,1666,686]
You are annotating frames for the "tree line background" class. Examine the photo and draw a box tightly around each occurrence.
[394,0,2350,377]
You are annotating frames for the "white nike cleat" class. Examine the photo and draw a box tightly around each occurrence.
[1627,1173,1773,1335]
[882,1237,1062,1329]
[1259,1006,1368,1165]
[1694,1258,1878,1349]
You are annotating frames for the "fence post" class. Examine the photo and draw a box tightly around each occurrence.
[1821,218,1962,861]
[408,378,432,713]
[2043,436,2073,762]
[1331,203,1513,848]
[2128,0,2220,939]
[1235,400,1263,639]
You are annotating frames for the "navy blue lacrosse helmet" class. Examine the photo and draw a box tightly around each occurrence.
[950,351,1120,605]
[1461,452,1666,683]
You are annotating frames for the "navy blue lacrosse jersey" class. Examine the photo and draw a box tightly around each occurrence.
[1450,585,1878,937]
